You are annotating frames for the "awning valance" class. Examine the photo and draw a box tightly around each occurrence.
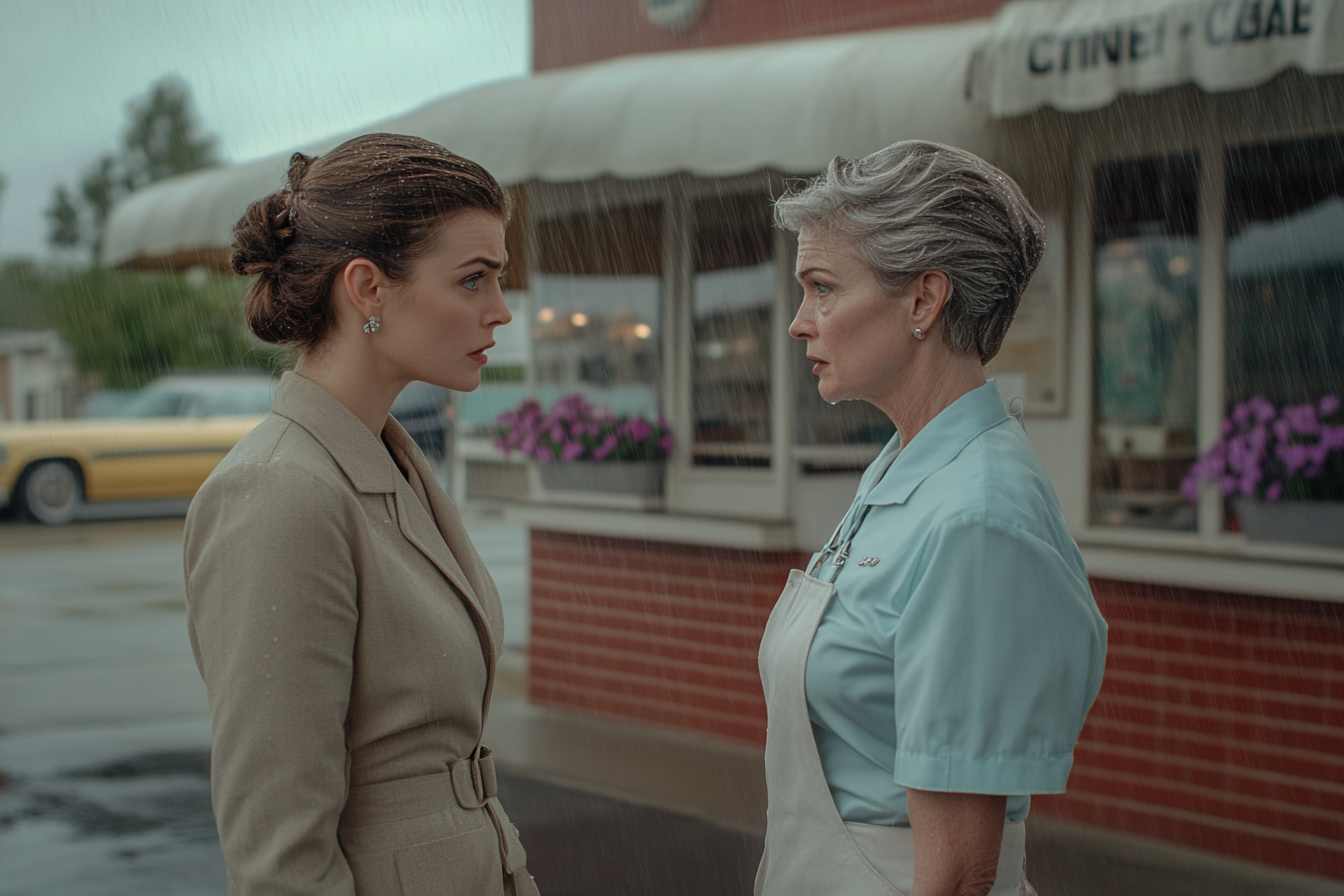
[971,0,1344,118]
[104,19,991,267]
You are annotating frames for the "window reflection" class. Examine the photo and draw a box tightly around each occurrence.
[1091,155,1200,530]
[691,194,773,467]
[531,203,662,419]
[1225,136,1344,408]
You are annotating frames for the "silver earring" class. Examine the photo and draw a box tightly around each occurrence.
[913,327,924,340]
[363,315,381,334]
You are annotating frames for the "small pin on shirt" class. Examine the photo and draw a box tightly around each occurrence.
[857,557,881,567]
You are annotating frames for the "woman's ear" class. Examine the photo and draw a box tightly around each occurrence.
[909,270,951,331]
[338,257,390,321]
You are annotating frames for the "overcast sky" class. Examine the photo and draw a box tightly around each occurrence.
[0,0,530,260]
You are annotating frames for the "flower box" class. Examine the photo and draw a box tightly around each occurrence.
[493,394,673,504]
[1233,498,1344,549]
[539,460,665,496]
[1183,395,1344,546]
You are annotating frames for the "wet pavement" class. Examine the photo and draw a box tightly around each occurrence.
[0,746,762,896]
[2,513,1342,895]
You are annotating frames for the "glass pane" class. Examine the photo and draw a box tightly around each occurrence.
[692,194,773,467]
[1091,155,1200,530]
[531,203,662,421]
[1226,136,1344,408]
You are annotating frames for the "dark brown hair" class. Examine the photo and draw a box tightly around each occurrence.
[231,133,510,349]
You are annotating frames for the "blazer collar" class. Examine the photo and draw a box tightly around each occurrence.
[271,371,401,494]
[865,380,1010,507]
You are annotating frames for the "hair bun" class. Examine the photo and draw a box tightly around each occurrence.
[230,191,295,279]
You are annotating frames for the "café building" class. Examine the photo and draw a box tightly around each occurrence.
[104,0,1344,879]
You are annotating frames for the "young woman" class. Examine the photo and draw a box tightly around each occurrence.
[184,134,538,896]
[757,141,1107,896]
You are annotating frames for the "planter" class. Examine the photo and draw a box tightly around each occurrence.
[1232,498,1344,548]
[539,461,665,496]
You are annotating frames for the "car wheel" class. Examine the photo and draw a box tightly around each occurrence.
[18,460,84,526]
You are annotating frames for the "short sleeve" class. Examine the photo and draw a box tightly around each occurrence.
[890,517,1106,796]
[184,461,360,896]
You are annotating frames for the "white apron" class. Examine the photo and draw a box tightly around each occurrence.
[754,567,1035,896]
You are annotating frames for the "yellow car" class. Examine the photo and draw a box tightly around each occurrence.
[0,376,274,525]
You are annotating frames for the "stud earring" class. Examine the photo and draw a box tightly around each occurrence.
[363,315,381,334]
[913,327,924,340]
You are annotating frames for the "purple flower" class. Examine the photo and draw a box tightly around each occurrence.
[1184,393,1344,504]
[593,433,619,460]
[658,434,675,454]
[560,441,586,462]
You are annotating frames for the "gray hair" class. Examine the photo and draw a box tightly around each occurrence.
[774,141,1045,364]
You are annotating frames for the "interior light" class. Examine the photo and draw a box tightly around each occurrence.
[538,307,555,322]
[1168,256,1192,276]
[633,323,652,339]
[571,313,589,327]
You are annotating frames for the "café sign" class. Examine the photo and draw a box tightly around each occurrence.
[971,0,1344,116]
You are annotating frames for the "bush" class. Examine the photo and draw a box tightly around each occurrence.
[41,267,280,389]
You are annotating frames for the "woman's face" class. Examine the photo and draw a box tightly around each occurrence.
[790,225,914,406]
[382,209,512,392]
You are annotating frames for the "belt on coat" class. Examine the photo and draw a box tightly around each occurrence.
[342,746,499,824]
[341,745,530,887]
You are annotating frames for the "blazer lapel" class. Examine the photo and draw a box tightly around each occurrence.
[393,481,484,620]
[382,418,500,659]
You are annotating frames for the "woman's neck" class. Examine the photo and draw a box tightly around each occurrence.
[874,350,987,449]
[294,341,406,438]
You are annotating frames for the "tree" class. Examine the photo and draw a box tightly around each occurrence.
[121,79,219,187]
[45,185,84,251]
[45,76,219,262]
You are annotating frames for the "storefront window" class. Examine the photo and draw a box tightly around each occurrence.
[530,203,663,420]
[691,194,774,467]
[1225,136,1344,408]
[1091,155,1200,530]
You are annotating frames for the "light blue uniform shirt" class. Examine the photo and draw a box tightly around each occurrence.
[805,381,1107,825]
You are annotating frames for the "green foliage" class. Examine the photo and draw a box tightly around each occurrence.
[121,79,220,186]
[40,267,280,389]
[0,260,52,329]
[45,76,219,261]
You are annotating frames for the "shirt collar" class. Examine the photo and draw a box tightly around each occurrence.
[270,371,401,494]
[864,380,1010,507]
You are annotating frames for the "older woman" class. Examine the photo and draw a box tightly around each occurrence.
[756,142,1107,896]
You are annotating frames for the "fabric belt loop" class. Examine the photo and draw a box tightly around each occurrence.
[450,745,498,810]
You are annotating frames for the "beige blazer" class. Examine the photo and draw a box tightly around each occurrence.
[185,372,537,896]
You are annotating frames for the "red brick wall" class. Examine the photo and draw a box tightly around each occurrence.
[533,0,1003,71]
[529,529,798,745]
[528,530,1344,880]
[1038,579,1344,879]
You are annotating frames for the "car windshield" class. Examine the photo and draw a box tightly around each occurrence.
[114,390,192,418]
[110,381,275,418]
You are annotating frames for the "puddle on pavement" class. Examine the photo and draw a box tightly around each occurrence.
[0,749,225,895]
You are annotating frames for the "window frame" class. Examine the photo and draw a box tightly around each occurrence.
[522,172,797,521]
[1074,94,1344,561]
